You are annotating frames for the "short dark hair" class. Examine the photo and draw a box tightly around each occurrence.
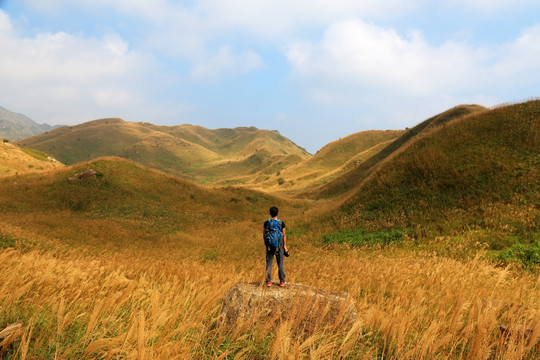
[269,206,279,217]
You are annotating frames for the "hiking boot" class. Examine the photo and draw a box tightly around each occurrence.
[279,281,285,287]
[266,281,271,287]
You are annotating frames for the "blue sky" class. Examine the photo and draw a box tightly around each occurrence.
[0,0,539,153]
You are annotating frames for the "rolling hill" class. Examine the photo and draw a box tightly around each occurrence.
[0,156,298,251]
[327,100,539,244]
[16,118,409,190]
[253,130,404,192]
[17,119,311,185]
[0,140,63,176]
[2,152,538,360]
[0,105,58,140]
[304,104,487,199]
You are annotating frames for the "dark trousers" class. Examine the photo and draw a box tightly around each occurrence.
[266,246,285,283]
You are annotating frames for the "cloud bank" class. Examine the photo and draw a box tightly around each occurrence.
[286,20,540,106]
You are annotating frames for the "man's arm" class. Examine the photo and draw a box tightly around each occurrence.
[283,228,288,251]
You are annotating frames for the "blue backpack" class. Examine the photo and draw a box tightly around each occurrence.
[264,219,283,249]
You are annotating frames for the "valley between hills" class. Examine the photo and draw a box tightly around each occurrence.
[0,100,538,359]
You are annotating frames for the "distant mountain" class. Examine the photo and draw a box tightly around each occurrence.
[17,118,311,184]
[0,106,60,140]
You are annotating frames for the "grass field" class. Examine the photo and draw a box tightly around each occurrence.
[1,101,539,359]
[0,218,538,359]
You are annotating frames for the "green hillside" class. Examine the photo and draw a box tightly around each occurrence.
[306,104,487,199]
[330,101,539,246]
[145,124,304,156]
[17,119,310,185]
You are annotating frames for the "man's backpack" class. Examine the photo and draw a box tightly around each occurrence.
[264,219,283,250]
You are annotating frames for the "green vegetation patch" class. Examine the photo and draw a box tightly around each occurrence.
[322,228,405,247]
[0,232,17,248]
[497,242,540,269]
[19,146,51,161]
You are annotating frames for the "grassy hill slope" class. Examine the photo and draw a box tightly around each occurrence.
[18,118,219,167]
[255,130,403,191]
[306,104,487,199]
[0,140,63,176]
[0,157,298,251]
[329,101,539,246]
[17,120,310,185]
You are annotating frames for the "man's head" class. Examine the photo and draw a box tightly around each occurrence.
[269,206,279,217]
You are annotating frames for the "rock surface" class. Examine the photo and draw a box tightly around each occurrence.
[220,282,358,334]
[67,169,98,182]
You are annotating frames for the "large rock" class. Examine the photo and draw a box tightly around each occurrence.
[220,282,358,335]
[67,169,98,182]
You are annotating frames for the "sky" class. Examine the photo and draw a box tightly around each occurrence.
[0,1,539,153]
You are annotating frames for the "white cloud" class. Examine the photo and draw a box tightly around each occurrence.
[0,10,161,124]
[194,0,422,39]
[21,0,424,54]
[493,25,540,83]
[93,88,133,107]
[285,19,540,105]
[190,46,264,81]
[0,31,135,82]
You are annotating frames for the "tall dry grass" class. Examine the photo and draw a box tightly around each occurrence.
[0,219,538,359]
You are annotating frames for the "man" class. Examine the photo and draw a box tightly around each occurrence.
[263,206,288,287]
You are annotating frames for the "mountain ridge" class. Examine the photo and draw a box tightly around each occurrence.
[17,118,311,185]
[0,106,60,140]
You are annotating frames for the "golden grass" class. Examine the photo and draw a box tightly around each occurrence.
[0,218,538,359]
[0,141,62,176]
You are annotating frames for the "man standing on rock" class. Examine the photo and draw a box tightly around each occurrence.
[264,206,288,287]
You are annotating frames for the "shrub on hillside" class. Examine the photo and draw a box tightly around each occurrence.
[19,147,50,161]
[322,228,405,247]
[497,242,540,269]
[0,233,17,248]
